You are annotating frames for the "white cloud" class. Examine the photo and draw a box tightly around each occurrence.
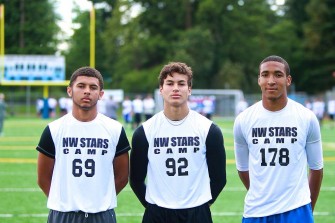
[56,0,92,36]
[55,0,92,52]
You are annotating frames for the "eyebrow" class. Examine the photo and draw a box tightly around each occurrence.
[165,79,186,83]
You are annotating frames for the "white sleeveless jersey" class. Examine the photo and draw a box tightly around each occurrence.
[234,99,323,217]
[142,110,213,209]
[46,113,125,213]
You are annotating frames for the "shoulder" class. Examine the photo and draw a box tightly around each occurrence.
[48,113,70,128]
[143,111,164,127]
[98,113,122,124]
[235,101,261,120]
[189,110,212,123]
[287,99,315,117]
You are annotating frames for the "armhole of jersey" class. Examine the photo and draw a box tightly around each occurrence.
[132,126,149,150]
[36,126,56,159]
[115,127,131,157]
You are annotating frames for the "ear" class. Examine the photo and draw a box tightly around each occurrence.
[67,86,72,97]
[287,75,292,86]
[257,75,261,86]
[159,86,163,95]
[99,90,104,100]
[188,87,192,96]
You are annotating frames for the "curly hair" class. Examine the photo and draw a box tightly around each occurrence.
[158,62,193,87]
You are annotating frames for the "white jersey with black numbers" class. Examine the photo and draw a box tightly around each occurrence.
[234,99,323,217]
[39,113,128,213]
[142,110,213,209]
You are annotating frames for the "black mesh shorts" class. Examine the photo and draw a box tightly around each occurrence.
[142,203,213,223]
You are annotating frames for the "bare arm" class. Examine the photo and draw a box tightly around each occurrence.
[114,152,129,195]
[238,170,250,190]
[37,152,55,197]
[309,168,323,211]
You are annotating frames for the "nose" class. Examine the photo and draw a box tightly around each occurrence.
[172,83,179,91]
[84,86,91,94]
[267,75,276,84]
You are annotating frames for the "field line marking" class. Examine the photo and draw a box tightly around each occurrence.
[0,158,36,164]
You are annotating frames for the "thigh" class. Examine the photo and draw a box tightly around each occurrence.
[142,204,167,223]
[185,203,213,223]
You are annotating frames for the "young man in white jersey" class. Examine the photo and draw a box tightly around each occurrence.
[36,67,131,223]
[234,55,323,223]
[130,62,227,223]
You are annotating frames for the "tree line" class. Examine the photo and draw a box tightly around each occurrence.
[1,0,335,94]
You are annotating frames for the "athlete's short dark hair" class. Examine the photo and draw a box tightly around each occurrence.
[259,55,290,76]
[69,67,104,90]
[158,62,193,87]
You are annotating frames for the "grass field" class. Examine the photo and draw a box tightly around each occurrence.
[0,116,334,223]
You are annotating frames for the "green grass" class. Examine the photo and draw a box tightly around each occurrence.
[0,116,334,223]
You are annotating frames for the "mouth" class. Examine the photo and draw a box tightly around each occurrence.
[82,97,91,102]
[171,94,181,99]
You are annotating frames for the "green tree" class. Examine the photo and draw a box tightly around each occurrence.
[196,0,280,92]
[64,3,112,82]
[300,0,335,93]
[0,0,60,54]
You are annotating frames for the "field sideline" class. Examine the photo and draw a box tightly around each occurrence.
[0,117,334,223]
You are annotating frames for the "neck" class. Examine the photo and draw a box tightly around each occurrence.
[163,106,189,121]
[262,97,288,111]
[72,108,98,122]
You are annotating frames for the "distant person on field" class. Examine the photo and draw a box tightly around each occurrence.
[105,95,119,120]
[65,97,73,114]
[202,96,214,120]
[48,97,57,118]
[327,99,335,128]
[132,95,143,129]
[36,98,44,117]
[236,98,248,115]
[58,96,68,116]
[305,99,312,110]
[234,55,323,223]
[36,67,131,223]
[0,93,7,136]
[122,96,132,128]
[143,93,155,120]
[312,97,325,126]
[97,97,107,115]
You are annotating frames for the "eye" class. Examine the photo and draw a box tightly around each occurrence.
[275,72,284,78]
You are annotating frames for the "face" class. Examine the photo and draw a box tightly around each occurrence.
[160,72,191,107]
[258,61,291,102]
[67,76,104,111]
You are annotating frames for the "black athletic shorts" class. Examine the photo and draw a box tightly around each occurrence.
[48,209,116,223]
[142,203,213,223]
